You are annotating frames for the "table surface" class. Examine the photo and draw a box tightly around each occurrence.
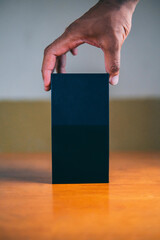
[0,152,160,240]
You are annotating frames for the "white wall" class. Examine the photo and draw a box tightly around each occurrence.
[0,0,160,100]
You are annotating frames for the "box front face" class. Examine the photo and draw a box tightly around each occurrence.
[51,73,109,184]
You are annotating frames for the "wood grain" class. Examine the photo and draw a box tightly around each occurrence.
[0,152,160,240]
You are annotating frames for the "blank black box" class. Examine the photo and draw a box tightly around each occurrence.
[51,73,109,184]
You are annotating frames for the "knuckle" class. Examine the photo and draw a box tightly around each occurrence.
[123,19,132,37]
[65,23,75,34]
[44,43,55,56]
[110,63,120,75]
[65,20,79,33]
[64,20,82,39]
[44,46,50,55]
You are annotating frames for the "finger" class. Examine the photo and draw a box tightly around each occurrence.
[56,54,67,73]
[42,27,83,91]
[102,38,121,85]
[70,47,78,56]
[41,52,56,91]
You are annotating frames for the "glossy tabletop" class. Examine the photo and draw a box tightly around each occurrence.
[0,152,160,240]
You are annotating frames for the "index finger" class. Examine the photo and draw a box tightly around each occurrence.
[41,33,71,91]
[41,51,56,91]
[41,33,75,91]
[42,26,84,91]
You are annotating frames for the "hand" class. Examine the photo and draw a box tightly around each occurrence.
[41,0,138,91]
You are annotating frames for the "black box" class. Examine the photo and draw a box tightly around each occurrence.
[51,73,109,184]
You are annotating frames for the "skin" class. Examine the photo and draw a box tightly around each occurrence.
[41,0,139,91]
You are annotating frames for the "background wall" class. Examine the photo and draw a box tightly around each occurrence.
[0,0,160,99]
[0,0,160,152]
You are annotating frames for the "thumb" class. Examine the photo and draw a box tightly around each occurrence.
[103,41,121,85]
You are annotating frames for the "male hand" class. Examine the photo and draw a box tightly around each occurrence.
[42,0,138,91]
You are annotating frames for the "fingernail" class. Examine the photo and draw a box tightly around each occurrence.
[109,75,119,85]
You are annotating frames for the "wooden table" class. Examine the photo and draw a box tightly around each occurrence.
[0,152,160,240]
